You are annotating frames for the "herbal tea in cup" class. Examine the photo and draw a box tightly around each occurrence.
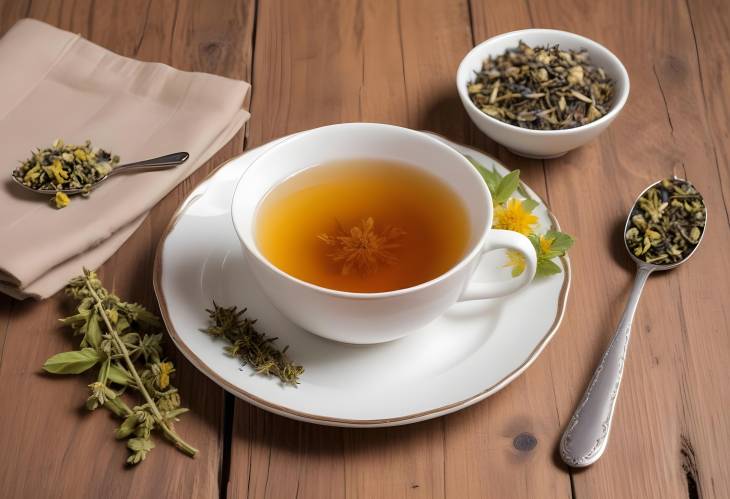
[231,123,537,344]
[255,159,470,293]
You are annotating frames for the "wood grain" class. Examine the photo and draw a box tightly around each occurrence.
[0,1,254,497]
[230,1,568,498]
[1,0,729,498]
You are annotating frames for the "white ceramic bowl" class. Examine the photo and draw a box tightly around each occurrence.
[230,123,537,344]
[457,29,630,159]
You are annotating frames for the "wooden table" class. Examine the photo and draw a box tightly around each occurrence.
[1,1,728,497]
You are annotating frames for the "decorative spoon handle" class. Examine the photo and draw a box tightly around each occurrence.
[559,265,652,467]
[108,152,189,176]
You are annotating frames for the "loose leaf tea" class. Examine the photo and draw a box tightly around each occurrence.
[42,269,197,465]
[467,41,615,130]
[625,178,706,265]
[12,139,120,208]
[202,302,304,385]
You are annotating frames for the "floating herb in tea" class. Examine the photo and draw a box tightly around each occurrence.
[467,41,615,130]
[13,139,120,208]
[318,217,406,276]
[625,178,706,265]
[256,159,470,293]
[202,302,304,385]
[42,269,197,465]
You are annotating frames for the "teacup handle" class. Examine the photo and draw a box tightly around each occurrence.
[458,229,537,301]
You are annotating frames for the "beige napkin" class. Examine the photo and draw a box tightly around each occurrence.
[0,19,250,299]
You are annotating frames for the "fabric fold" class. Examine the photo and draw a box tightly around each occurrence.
[0,19,250,299]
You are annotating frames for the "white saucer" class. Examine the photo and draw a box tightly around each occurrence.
[154,134,570,427]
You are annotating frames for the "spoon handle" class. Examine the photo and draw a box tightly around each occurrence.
[559,265,652,467]
[108,152,189,176]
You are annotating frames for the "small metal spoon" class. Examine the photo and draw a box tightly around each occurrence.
[12,151,190,196]
[559,177,707,467]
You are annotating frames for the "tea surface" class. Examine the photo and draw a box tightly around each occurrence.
[255,159,470,293]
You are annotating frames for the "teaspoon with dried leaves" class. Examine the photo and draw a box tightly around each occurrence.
[11,151,189,196]
[559,176,707,467]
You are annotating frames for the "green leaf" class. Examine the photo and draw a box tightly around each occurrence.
[43,348,101,374]
[85,312,102,349]
[127,437,155,465]
[536,259,562,277]
[59,311,90,327]
[115,414,139,439]
[466,155,501,194]
[544,230,575,254]
[115,315,131,333]
[108,364,132,385]
[493,169,521,204]
[520,198,540,213]
[528,234,542,256]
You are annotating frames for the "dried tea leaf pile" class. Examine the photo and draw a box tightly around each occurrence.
[12,139,119,208]
[42,269,196,465]
[467,41,615,130]
[625,178,706,265]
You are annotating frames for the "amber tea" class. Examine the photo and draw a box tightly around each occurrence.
[255,159,471,293]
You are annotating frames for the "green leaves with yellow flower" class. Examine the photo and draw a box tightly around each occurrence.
[529,231,575,277]
[466,155,575,278]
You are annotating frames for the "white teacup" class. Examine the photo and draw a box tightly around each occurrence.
[231,123,537,344]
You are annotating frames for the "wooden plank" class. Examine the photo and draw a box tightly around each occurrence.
[507,0,730,497]
[230,1,569,498]
[0,1,254,497]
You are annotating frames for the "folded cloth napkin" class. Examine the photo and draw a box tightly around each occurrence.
[0,19,250,299]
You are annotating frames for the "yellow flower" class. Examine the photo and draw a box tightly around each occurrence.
[74,148,87,161]
[504,249,526,277]
[539,234,554,254]
[493,199,538,235]
[155,361,175,389]
[49,158,69,185]
[54,191,70,209]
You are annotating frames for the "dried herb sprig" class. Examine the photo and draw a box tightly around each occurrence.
[202,303,304,385]
[467,41,615,130]
[12,139,119,208]
[42,268,197,465]
[625,178,706,265]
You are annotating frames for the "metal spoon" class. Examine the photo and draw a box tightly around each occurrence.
[559,176,707,467]
[11,151,190,196]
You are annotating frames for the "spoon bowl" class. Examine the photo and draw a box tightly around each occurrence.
[12,151,189,196]
[623,177,707,272]
[560,176,706,467]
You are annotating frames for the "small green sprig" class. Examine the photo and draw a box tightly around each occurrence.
[202,302,304,385]
[42,269,197,465]
[467,155,574,277]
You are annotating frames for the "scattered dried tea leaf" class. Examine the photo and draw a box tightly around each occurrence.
[467,41,615,130]
[202,302,304,385]
[625,178,706,265]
